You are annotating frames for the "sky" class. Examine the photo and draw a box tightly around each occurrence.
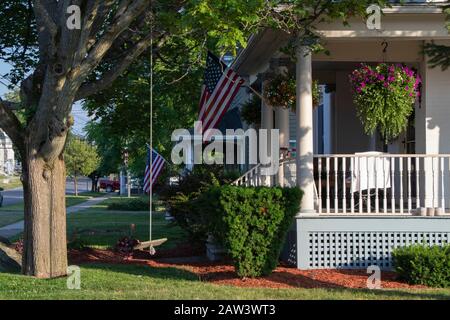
[0,61,91,136]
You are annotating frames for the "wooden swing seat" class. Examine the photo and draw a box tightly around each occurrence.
[134,238,168,251]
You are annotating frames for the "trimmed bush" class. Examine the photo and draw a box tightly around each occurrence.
[209,186,302,278]
[162,165,240,242]
[107,198,153,211]
[393,244,450,287]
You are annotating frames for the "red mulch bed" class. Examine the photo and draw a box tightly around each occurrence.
[68,245,426,290]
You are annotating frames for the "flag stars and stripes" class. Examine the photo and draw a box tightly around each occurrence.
[143,148,165,194]
[197,51,245,141]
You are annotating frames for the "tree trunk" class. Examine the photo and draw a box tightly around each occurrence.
[74,175,78,197]
[22,152,68,278]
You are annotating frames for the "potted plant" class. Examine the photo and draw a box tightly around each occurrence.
[240,95,261,127]
[264,72,321,111]
[349,63,421,143]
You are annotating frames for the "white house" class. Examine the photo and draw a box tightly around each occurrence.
[0,129,15,176]
[231,1,450,269]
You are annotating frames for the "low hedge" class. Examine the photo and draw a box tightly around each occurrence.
[107,198,154,211]
[208,186,302,278]
[162,165,240,242]
[393,244,450,287]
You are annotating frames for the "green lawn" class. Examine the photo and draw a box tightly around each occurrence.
[2,196,450,300]
[0,211,23,228]
[0,264,450,300]
[0,176,22,190]
[67,210,183,250]
[0,193,105,228]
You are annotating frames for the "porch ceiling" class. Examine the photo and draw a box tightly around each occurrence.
[233,29,290,76]
[233,7,449,77]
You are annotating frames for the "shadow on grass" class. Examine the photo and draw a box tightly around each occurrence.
[76,264,450,300]
[80,262,200,282]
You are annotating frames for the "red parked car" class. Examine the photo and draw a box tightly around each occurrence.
[99,179,120,193]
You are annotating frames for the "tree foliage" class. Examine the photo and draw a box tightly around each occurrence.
[65,136,100,179]
[0,0,393,278]
[83,0,389,180]
[422,2,450,70]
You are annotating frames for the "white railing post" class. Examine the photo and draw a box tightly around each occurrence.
[399,158,404,214]
[391,157,396,214]
[366,157,371,214]
[358,157,363,214]
[416,157,421,210]
[374,156,379,214]
[383,156,387,214]
[350,157,355,214]
[407,157,412,214]
[441,157,445,210]
[318,157,322,214]
[334,157,339,213]
[326,157,330,214]
[342,157,347,214]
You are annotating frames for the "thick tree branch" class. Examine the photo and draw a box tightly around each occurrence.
[74,0,101,64]
[33,0,58,38]
[76,32,155,101]
[0,98,25,151]
[77,0,148,77]
[33,0,58,58]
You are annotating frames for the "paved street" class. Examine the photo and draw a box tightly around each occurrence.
[1,177,93,207]
[1,187,23,207]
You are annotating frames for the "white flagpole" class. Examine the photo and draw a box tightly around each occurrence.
[146,143,168,164]
[149,13,154,255]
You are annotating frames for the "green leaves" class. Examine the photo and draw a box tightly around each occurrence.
[65,136,100,178]
[350,64,418,143]
[211,186,302,278]
[393,244,450,288]
[423,42,450,71]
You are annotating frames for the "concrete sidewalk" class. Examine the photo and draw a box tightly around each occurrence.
[0,196,108,239]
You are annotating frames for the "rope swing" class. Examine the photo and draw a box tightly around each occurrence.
[133,17,167,254]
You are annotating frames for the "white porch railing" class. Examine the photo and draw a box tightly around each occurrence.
[233,154,450,215]
[233,163,263,187]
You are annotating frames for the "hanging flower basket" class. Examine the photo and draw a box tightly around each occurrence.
[264,73,321,111]
[349,63,421,143]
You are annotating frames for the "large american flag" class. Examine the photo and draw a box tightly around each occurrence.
[196,52,245,140]
[143,147,165,193]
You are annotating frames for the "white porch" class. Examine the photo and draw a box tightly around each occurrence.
[232,8,450,217]
[235,154,450,215]
[231,4,450,269]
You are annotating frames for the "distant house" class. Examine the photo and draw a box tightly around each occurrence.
[231,1,450,270]
[0,129,15,176]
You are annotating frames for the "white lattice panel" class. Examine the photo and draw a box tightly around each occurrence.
[307,231,450,269]
[297,217,450,270]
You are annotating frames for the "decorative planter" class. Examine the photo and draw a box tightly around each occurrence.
[264,72,321,111]
[205,234,226,262]
[349,63,421,142]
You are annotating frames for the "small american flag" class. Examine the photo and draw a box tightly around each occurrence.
[196,52,245,140]
[143,147,165,193]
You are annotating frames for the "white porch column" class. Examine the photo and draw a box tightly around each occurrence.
[275,107,289,187]
[261,79,274,186]
[296,46,315,213]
